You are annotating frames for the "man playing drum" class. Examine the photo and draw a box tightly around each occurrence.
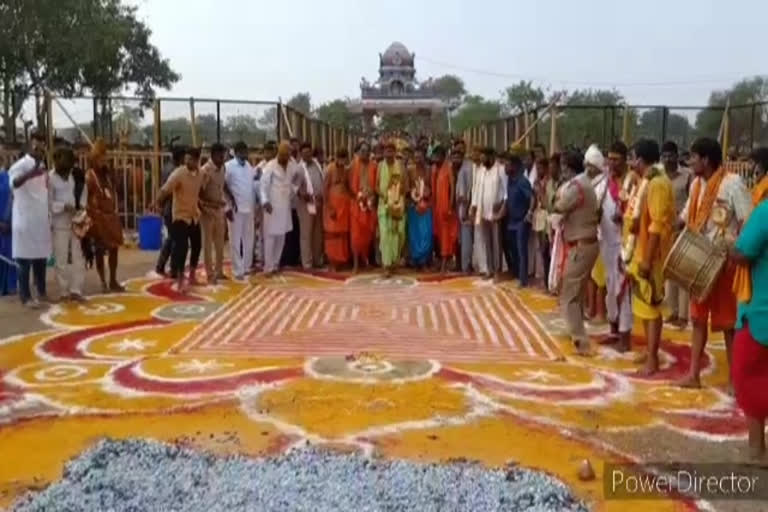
[678,137,752,389]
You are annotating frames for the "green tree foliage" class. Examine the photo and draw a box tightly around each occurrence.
[635,109,693,147]
[315,99,352,129]
[695,76,768,152]
[431,74,466,104]
[287,93,312,115]
[451,95,503,135]
[0,0,179,140]
[557,89,627,149]
[503,80,544,115]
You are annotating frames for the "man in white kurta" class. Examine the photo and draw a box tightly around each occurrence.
[600,143,633,351]
[224,142,256,280]
[49,147,87,301]
[9,134,51,307]
[260,143,299,274]
[469,148,506,279]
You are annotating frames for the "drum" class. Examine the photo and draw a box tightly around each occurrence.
[663,228,727,302]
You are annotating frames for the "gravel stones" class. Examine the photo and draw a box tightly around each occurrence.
[12,438,589,512]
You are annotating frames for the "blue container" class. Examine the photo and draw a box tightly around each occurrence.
[138,215,163,251]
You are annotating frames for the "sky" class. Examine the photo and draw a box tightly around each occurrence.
[130,0,766,109]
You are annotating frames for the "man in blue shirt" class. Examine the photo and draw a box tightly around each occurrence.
[503,153,534,287]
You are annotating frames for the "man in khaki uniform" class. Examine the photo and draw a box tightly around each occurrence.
[554,150,600,356]
[199,143,231,285]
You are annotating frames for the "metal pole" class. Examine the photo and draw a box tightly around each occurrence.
[661,107,668,143]
[216,100,221,143]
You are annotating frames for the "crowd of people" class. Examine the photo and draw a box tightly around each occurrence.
[1,129,768,457]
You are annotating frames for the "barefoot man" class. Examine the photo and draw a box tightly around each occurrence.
[623,139,675,374]
[678,137,752,388]
[432,145,458,273]
[349,142,377,273]
[323,148,351,271]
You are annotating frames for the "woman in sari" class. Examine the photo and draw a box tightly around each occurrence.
[406,146,433,270]
[86,138,125,292]
[323,149,351,271]
[377,142,407,278]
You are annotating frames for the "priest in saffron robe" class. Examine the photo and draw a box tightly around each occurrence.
[349,142,378,273]
[432,146,458,273]
[323,148,351,271]
[378,142,408,278]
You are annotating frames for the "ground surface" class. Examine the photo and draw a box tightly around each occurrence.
[0,250,763,511]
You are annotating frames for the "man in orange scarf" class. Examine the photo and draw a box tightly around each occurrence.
[678,137,752,389]
[749,147,768,205]
[349,142,378,273]
[324,148,351,271]
[432,146,458,273]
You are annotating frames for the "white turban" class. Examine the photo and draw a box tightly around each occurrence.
[584,144,604,170]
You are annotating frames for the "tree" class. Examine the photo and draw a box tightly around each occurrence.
[224,114,266,146]
[636,109,693,147]
[695,76,768,153]
[315,99,352,129]
[503,80,544,115]
[557,89,627,149]
[451,95,503,135]
[287,92,311,115]
[0,0,179,142]
[431,74,466,104]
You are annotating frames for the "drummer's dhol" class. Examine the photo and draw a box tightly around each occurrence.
[663,228,728,302]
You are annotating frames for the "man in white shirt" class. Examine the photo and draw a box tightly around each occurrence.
[49,147,87,302]
[260,142,299,275]
[252,142,276,268]
[9,132,51,308]
[224,141,256,280]
[661,140,692,328]
[469,147,506,280]
[296,142,324,269]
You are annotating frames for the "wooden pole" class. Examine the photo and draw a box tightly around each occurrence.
[50,93,94,147]
[622,105,630,144]
[152,99,161,205]
[511,96,561,148]
[44,91,54,168]
[549,106,558,156]
[523,105,530,150]
[189,97,198,147]
[718,98,730,162]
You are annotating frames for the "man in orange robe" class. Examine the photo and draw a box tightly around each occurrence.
[349,142,378,272]
[323,148,351,271]
[432,146,458,273]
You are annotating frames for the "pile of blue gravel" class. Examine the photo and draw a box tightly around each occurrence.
[11,438,589,512]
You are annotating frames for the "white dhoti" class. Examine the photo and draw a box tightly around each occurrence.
[228,211,255,278]
[601,241,632,333]
[52,228,85,295]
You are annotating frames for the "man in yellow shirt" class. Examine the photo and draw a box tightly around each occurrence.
[623,139,675,376]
